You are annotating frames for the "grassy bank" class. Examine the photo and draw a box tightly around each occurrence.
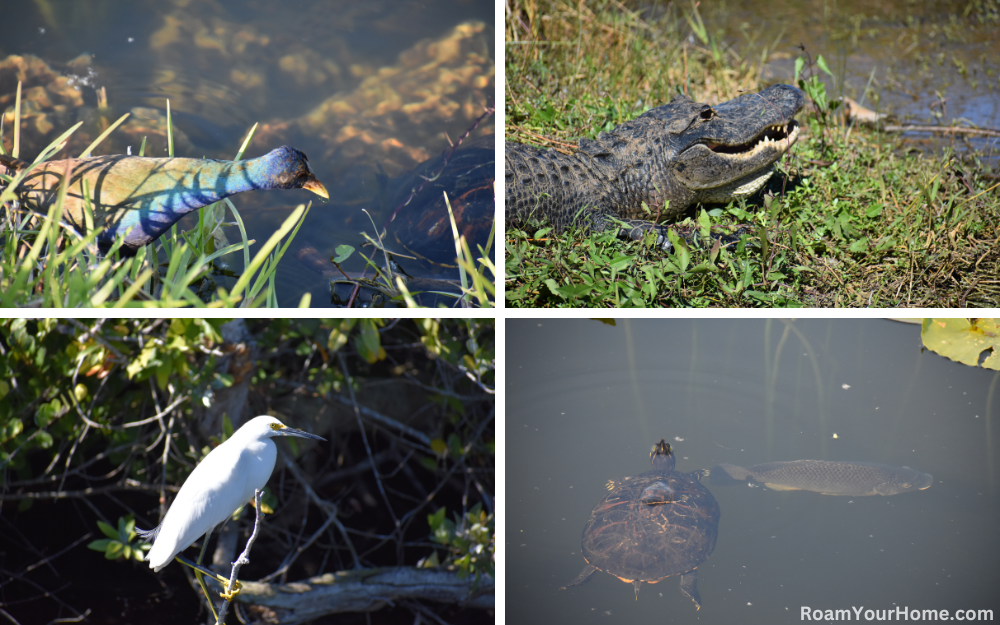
[504,0,1000,307]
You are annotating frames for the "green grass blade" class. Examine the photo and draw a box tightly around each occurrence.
[78,112,131,158]
[231,203,306,304]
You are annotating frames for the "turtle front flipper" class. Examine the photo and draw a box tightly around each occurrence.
[679,571,702,610]
[561,564,598,589]
[684,468,712,481]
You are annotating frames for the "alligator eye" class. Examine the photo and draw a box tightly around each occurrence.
[700,108,715,120]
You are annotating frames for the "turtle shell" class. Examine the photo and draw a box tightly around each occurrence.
[385,135,494,268]
[580,440,719,596]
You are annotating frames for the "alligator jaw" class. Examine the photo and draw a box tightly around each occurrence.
[672,120,800,194]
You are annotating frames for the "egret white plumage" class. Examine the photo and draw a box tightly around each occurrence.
[137,416,326,572]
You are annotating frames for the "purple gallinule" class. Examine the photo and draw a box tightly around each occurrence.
[0,146,328,254]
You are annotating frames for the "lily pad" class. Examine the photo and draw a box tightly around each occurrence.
[921,319,1000,370]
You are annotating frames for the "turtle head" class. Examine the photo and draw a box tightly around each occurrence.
[650,439,675,471]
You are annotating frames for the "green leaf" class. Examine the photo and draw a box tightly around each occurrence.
[667,230,689,273]
[921,319,1000,369]
[432,518,455,545]
[816,55,833,77]
[126,344,157,379]
[447,433,463,458]
[420,551,440,568]
[355,319,384,363]
[697,209,711,237]
[98,520,119,540]
[87,539,113,552]
[35,398,62,427]
[430,438,448,455]
[865,203,884,218]
[327,319,356,353]
[428,507,447,530]
[333,245,354,264]
[105,541,124,560]
[35,431,53,448]
[155,361,171,390]
[2,419,23,443]
[848,237,869,253]
[543,279,594,300]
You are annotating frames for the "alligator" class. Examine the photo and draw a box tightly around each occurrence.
[505,84,805,249]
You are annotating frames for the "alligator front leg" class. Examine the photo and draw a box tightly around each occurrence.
[614,218,676,252]
[610,217,749,255]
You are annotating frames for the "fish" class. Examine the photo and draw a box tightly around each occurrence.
[710,460,933,496]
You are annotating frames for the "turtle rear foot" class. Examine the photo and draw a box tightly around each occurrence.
[679,571,702,610]
[561,564,597,590]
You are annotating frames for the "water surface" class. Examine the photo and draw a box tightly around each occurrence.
[508,318,999,625]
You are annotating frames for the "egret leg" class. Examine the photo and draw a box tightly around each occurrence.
[184,552,220,625]
[172,533,244,602]
[194,526,217,616]
[171,525,242,623]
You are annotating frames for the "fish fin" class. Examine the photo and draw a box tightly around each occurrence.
[763,482,801,491]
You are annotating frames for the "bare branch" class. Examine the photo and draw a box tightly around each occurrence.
[235,567,493,625]
[217,489,265,625]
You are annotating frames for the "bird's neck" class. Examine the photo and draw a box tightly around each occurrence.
[219,149,287,196]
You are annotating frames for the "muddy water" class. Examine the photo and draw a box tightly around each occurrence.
[508,318,1000,625]
[684,0,999,160]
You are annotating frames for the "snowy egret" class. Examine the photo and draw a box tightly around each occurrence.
[137,416,325,583]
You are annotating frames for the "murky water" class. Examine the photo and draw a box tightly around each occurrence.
[681,0,999,161]
[508,318,1000,625]
[1,0,494,306]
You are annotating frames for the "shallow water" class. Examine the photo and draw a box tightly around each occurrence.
[507,318,1000,625]
[1,0,494,306]
[686,0,1000,162]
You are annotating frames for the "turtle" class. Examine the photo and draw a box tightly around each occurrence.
[563,439,720,610]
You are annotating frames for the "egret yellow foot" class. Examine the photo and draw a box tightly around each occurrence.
[220,579,242,601]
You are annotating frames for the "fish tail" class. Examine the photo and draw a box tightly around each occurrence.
[710,463,752,485]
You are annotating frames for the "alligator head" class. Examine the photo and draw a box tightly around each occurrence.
[505,84,805,247]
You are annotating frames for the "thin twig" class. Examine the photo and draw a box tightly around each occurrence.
[2,478,162,500]
[259,512,338,583]
[274,379,432,447]
[217,489,264,625]
[338,352,401,554]
[277,448,360,569]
